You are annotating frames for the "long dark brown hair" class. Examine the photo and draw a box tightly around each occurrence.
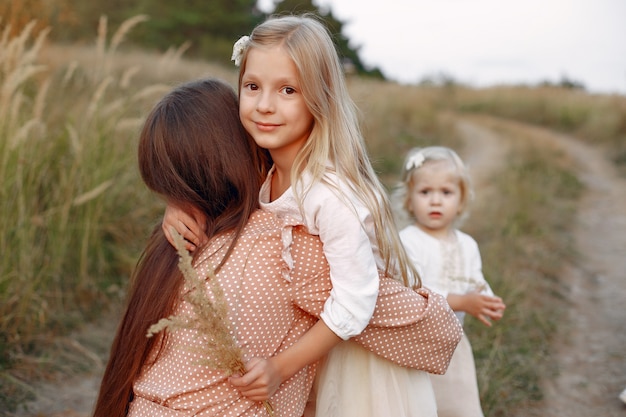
[92,78,271,417]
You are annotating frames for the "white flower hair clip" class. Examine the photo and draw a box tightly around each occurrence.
[405,152,425,171]
[231,35,250,67]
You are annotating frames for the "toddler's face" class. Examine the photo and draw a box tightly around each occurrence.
[407,160,462,239]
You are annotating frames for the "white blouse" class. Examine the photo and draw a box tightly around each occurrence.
[259,166,381,340]
[399,224,493,324]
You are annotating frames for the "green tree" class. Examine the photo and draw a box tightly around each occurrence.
[128,0,264,61]
[271,0,384,79]
[42,0,134,41]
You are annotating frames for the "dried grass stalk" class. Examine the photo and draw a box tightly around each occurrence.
[109,15,149,54]
[147,228,274,416]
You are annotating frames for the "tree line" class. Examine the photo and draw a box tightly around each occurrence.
[2,0,384,79]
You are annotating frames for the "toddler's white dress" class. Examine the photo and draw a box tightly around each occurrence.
[400,224,493,417]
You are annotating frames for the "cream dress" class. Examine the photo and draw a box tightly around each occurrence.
[315,341,437,417]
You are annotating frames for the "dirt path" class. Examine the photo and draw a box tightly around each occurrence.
[11,310,118,416]
[13,116,626,417]
[510,122,626,417]
[457,116,626,417]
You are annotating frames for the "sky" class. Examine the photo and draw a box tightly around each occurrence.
[257,0,626,94]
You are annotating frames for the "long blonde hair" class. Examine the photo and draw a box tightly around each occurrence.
[238,14,420,288]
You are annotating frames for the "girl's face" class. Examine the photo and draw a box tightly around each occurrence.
[407,160,463,239]
[239,45,314,165]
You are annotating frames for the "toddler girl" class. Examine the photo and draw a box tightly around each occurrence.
[398,146,506,417]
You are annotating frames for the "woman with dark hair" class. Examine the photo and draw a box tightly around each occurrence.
[93,78,461,417]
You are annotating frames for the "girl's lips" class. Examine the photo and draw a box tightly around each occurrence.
[429,212,443,218]
[255,122,279,132]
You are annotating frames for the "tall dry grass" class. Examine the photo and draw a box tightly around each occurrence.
[0,16,206,408]
[349,79,463,185]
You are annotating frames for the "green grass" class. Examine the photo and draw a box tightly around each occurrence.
[462,133,583,416]
[453,86,626,173]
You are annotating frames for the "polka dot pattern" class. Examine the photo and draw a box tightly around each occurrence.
[355,282,464,375]
[130,211,325,417]
[129,210,462,416]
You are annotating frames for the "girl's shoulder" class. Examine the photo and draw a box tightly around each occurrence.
[304,170,363,207]
[400,224,436,242]
[453,229,481,252]
[399,225,438,260]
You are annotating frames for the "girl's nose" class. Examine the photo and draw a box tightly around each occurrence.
[256,92,274,113]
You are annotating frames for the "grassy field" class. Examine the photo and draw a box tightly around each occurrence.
[1,17,625,414]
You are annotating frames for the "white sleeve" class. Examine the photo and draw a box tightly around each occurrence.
[304,183,379,340]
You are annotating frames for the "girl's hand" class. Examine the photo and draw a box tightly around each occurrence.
[448,293,506,327]
[229,321,340,401]
[229,357,282,401]
[162,203,208,251]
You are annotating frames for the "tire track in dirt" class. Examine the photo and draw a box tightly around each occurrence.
[457,115,626,417]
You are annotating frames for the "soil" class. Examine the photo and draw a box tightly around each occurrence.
[10,115,626,417]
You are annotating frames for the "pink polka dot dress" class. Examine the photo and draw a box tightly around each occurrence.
[127,210,462,416]
[128,210,329,416]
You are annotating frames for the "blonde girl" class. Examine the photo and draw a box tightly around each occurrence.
[235,13,419,329]
[398,146,507,417]
[164,14,461,417]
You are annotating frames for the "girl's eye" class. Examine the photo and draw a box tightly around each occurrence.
[243,82,258,91]
[281,86,296,95]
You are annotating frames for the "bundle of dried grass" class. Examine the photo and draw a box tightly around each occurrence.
[147,229,274,416]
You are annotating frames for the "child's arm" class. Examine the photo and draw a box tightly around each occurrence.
[447,292,506,327]
[229,320,341,401]
[303,179,380,339]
